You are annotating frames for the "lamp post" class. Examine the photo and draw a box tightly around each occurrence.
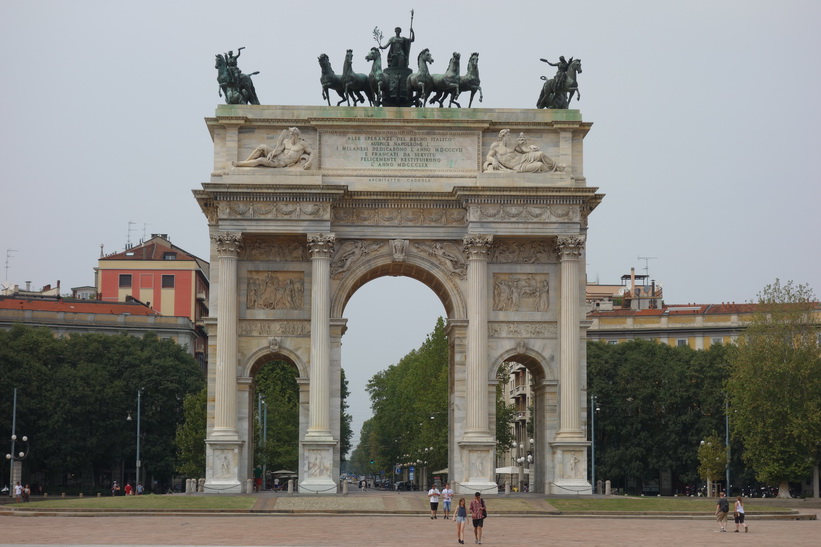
[6,388,30,496]
[725,397,730,495]
[590,395,599,493]
[126,388,143,491]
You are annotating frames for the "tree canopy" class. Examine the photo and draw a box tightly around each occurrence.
[587,339,729,491]
[726,279,821,496]
[0,325,204,491]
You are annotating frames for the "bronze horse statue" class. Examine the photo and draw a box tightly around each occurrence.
[318,53,347,106]
[537,57,582,109]
[342,49,374,107]
[215,53,260,105]
[458,52,482,108]
[365,47,388,107]
[429,52,461,108]
[407,48,434,107]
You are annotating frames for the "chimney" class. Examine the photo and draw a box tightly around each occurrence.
[25,280,31,291]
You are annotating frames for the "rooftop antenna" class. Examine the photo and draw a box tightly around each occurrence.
[5,249,19,281]
[127,221,136,249]
[637,256,657,278]
[142,223,150,242]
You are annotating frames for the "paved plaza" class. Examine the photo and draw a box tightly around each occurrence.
[0,492,818,546]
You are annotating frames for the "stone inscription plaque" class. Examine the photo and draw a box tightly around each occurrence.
[320,130,478,171]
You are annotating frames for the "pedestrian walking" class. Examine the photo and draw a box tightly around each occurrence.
[455,497,468,544]
[427,483,441,519]
[13,482,22,503]
[469,491,486,544]
[734,496,748,533]
[441,482,454,519]
[715,491,729,532]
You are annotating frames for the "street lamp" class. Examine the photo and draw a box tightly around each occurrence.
[6,388,30,496]
[590,395,599,492]
[126,388,143,491]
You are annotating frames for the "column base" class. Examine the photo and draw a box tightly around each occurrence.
[204,438,245,493]
[455,439,496,495]
[300,439,338,494]
[550,440,591,495]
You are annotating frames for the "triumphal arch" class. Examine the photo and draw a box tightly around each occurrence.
[194,104,601,494]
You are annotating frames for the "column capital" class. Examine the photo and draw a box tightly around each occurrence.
[462,234,493,259]
[556,235,586,260]
[307,233,336,259]
[211,232,243,257]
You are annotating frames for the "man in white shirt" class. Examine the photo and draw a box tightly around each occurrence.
[13,482,23,503]
[441,482,454,519]
[427,483,441,519]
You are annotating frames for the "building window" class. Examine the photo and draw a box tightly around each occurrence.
[676,339,687,347]
[711,337,723,345]
[162,275,175,288]
[119,274,132,288]
[163,252,177,260]
[607,340,618,345]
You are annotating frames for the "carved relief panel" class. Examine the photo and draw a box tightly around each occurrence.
[492,273,549,312]
[247,271,305,310]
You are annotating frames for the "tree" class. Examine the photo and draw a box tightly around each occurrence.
[255,360,300,472]
[495,363,516,453]
[340,368,353,461]
[698,433,726,497]
[176,386,207,478]
[0,326,204,491]
[726,279,821,498]
[587,339,728,493]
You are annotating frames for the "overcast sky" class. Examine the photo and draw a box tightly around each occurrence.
[2,1,819,449]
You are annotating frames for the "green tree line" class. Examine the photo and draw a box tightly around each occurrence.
[0,325,204,493]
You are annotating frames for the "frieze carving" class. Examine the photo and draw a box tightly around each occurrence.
[483,129,565,173]
[220,201,329,220]
[488,322,557,338]
[330,240,385,278]
[490,240,555,263]
[556,235,586,259]
[493,273,549,312]
[471,204,578,222]
[239,320,310,337]
[332,207,466,226]
[391,239,409,262]
[247,271,305,310]
[232,127,314,169]
[242,237,308,262]
[211,232,243,257]
[413,241,467,279]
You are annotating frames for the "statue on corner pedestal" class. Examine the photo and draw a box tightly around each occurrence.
[536,56,582,110]
[215,46,261,105]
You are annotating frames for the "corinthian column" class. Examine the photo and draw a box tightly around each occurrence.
[306,233,335,439]
[463,234,493,435]
[211,232,243,439]
[556,235,585,438]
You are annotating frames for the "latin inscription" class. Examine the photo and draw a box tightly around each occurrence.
[320,130,478,170]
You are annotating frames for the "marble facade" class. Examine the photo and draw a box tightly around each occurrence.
[194,105,602,494]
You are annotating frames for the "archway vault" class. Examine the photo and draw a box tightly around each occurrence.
[331,253,467,320]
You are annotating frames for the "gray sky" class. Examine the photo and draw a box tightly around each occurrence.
[2,0,819,449]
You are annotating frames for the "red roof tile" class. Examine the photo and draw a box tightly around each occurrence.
[0,297,159,316]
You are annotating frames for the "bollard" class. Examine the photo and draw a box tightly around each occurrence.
[287,479,294,495]
[43,493,48,498]
[198,478,205,493]
[97,492,101,498]
[605,480,611,496]
[342,480,348,495]
[596,479,603,495]
[61,493,66,498]
[504,480,510,496]
[245,478,254,493]
[79,493,84,498]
